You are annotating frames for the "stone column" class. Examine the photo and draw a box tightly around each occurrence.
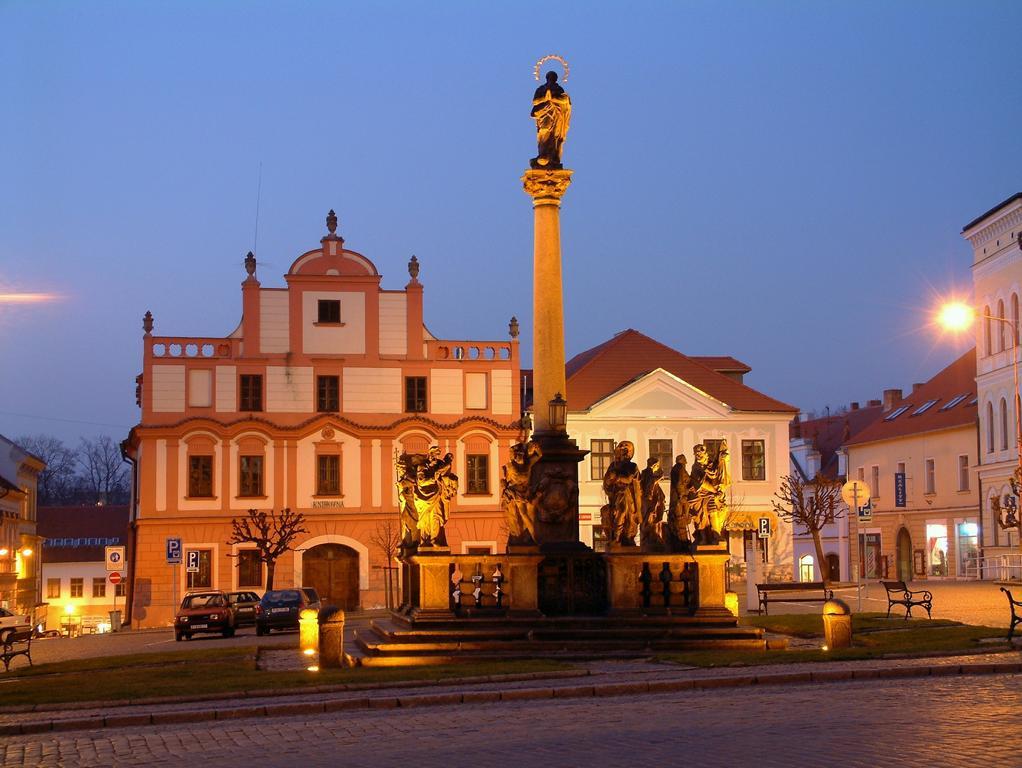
[522,169,572,435]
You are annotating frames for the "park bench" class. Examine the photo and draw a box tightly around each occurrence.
[756,582,833,615]
[881,580,932,619]
[1001,587,1021,641]
[1,628,33,672]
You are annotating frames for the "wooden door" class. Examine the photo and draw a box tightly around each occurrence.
[302,544,359,610]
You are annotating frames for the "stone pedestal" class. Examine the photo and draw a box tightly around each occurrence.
[530,431,587,547]
[406,548,455,619]
[693,547,732,617]
[603,548,731,616]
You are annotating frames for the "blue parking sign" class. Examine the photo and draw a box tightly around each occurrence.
[166,537,182,565]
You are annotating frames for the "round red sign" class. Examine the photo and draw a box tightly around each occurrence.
[109,572,122,585]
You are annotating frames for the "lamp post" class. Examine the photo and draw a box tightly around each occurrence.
[938,302,1022,555]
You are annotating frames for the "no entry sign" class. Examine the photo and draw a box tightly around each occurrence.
[109,572,122,585]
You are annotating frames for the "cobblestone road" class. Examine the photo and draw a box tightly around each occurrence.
[3,674,1019,767]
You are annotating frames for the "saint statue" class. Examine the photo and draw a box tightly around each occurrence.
[601,440,641,545]
[668,454,693,549]
[396,445,459,551]
[530,71,572,170]
[639,457,667,549]
[501,440,544,545]
[687,442,731,545]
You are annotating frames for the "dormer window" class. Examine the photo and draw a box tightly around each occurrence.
[317,299,341,324]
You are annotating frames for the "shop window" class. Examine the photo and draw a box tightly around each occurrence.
[590,439,615,480]
[316,455,341,496]
[957,522,979,577]
[926,523,948,577]
[46,578,60,599]
[466,454,489,494]
[239,455,264,497]
[187,549,213,590]
[188,455,214,497]
[239,374,263,412]
[237,550,263,588]
[317,375,339,412]
[93,577,106,598]
[70,578,84,598]
[405,376,427,412]
[741,440,766,481]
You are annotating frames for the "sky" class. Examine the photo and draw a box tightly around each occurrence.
[1,0,1020,446]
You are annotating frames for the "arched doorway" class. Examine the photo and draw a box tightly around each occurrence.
[798,555,815,582]
[302,543,360,610]
[896,527,912,582]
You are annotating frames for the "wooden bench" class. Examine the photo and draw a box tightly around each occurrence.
[1001,587,1021,641]
[1,629,33,672]
[881,580,932,619]
[756,582,833,615]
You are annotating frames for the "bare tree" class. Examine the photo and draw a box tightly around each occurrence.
[76,435,129,504]
[772,473,843,582]
[227,508,308,590]
[15,434,78,505]
[369,517,402,608]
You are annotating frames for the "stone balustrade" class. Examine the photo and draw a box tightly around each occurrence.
[146,337,237,360]
[427,340,514,362]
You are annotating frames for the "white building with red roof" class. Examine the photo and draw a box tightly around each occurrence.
[561,329,798,578]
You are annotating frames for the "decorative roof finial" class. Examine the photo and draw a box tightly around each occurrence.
[326,209,338,235]
[244,251,256,277]
[143,310,154,337]
[509,316,520,339]
[408,255,420,280]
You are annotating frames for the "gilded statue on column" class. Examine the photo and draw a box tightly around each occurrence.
[501,440,544,546]
[601,440,641,546]
[396,445,458,551]
[530,70,571,170]
[687,442,731,546]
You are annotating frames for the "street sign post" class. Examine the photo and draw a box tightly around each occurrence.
[105,546,125,571]
[841,479,871,611]
[186,550,200,573]
[166,538,182,565]
[109,571,122,586]
[758,517,771,538]
[858,500,873,522]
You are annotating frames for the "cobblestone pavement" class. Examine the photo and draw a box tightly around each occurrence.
[2,674,1020,767]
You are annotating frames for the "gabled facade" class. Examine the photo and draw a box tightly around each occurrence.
[563,330,798,578]
[125,212,521,627]
[964,192,1022,559]
[844,350,979,581]
[0,434,44,616]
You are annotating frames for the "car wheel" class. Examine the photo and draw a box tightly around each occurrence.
[256,625,265,636]
[175,631,183,642]
[223,626,235,638]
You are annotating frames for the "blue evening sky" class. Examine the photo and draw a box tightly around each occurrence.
[1,1,1019,444]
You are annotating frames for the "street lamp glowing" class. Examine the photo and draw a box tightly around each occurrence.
[938,302,974,332]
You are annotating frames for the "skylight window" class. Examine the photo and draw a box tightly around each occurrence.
[940,394,969,411]
[912,399,939,416]
[968,396,979,406]
[884,405,911,421]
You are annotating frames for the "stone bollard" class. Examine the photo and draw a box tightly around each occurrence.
[822,598,852,650]
[319,606,346,668]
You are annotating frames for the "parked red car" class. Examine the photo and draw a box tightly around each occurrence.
[174,591,236,641]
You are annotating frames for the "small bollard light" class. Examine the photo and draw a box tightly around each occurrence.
[300,608,320,669]
[822,598,852,650]
[319,607,346,668]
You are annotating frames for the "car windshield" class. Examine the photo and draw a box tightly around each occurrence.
[0,609,11,618]
[262,590,301,606]
[228,592,258,604]
[182,594,223,609]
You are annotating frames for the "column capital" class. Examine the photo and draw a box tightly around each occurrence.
[522,169,573,204]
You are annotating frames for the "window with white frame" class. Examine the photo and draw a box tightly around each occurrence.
[987,402,995,453]
[1001,398,1010,451]
[958,455,970,492]
[924,458,936,495]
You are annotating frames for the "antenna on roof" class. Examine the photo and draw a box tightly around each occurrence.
[253,161,263,253]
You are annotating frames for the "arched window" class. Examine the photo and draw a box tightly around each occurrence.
[1001,398,1009,451]
[998,300,1006,351]
[987,402,995,453]
[1013,294,1019,347]
[984,306,992,356]
[798,555,815,583]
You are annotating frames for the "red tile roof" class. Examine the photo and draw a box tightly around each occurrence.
[793,405,886,480]
[845,348,977,446]
[564,329,797,413]
[690,356,751,374]
[38,505,130,563]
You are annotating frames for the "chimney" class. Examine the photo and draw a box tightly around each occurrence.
[911,382,925,394]
[850,402,860,411]
[883,388,903,410]
[867,399,881,407]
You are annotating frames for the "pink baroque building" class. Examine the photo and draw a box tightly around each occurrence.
[124,211,521,628]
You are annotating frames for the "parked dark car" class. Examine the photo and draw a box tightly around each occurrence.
[226,591,261,627]
[255,589,321,635]
[174,591,236,641]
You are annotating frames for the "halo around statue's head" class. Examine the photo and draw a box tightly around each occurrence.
[534,54,569,82]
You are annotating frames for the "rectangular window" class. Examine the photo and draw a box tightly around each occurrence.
[958,454,970,492]
[925,458,936,494]
[70,578,84,598]
[741,440,766,481]
[316,455,341,496]
[405,376,427,412]
[466,454,489,494]
[590,439,615,481]
[647,439,673,474]
[317,299,341,324]
[856,466,865,482]
[237,550,262,588]
[239,374,263,412]
[47,578,61,599]
[186,549,213,590]
[317,375,340,412]
[871,465,880,498]
[93,577,106,598]
[115,582,126,597]
[239,455,264,497]
[188,455,214,497]
[703,439,724,463]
